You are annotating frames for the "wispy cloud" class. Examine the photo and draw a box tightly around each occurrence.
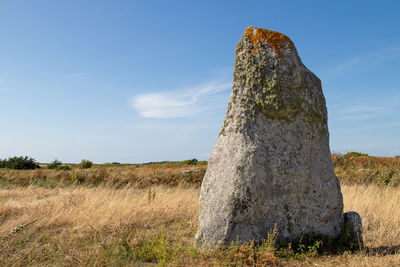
[322,46,400,79]
[365,122,400,130]
[330,88,400,121]
[331,105,389,121]
[131,82,231,118]
[62,72,89,78]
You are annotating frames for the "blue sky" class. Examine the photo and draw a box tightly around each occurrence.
[0,1,399,163]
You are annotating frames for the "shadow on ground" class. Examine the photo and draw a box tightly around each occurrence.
[365,245,400,256]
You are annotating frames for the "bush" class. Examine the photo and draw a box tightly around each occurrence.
[179,159,198,165]
[376,170,400,187]
[47,159,71,171]
[47,159,62,169]
[56,165,71,171]
[79,159,93,169]
[71,173,85,183]
[343,152,368,159]
[0,156,40,170]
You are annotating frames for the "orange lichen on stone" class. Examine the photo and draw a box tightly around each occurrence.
[244,26,294,57]
[317,80,322,89]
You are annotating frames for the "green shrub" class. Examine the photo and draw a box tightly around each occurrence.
[376,170,400,187]
[0,156,40,170]
[47,159,62,169]
[79,159,93,169]
[71,173,85,183]
[47,159,71,171]
[179,159,198,165]
[56,165,71,171]
[343,152,368,159]
[133,232,170,263]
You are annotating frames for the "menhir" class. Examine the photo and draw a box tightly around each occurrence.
[195,26,349,248]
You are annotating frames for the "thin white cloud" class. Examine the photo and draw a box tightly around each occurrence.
[332,105,389,121]
[322,46,400,79]
[337,106,387,114]
[62,72,89,78]
[365,122,400,130]
[334,113,380,121]
[131,82,231,118]
[330,91,400,122]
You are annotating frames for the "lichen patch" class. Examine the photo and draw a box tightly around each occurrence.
[244,26,294,57]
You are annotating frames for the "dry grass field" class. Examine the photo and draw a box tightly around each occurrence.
[0,156,399,266]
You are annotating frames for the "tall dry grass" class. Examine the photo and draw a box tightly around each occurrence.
[0,186,200,265]
[0,164,206,188]
[342,184,400,248]
[0,184,399,265]
[0,186,199,235]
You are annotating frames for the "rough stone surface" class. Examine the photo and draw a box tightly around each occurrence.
[195,26,344,248]
[344,211,363,247]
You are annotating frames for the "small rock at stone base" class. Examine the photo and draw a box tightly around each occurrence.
[344,211,363,248]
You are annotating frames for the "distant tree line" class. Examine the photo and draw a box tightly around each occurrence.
[0,156,40,170]
[140,158,207,166]
[0,156,94,170]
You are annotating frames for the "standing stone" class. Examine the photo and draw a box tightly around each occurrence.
[195,26,344,248]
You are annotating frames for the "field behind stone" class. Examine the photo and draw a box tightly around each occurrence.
[0,156,399,266]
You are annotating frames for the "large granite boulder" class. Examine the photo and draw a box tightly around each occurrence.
[195,26,344,248]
